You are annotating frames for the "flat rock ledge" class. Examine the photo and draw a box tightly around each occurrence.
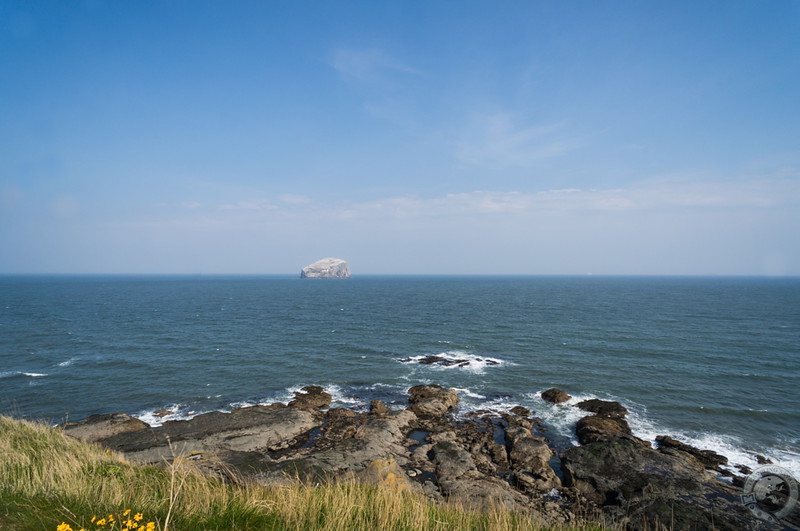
[60,385,785,530]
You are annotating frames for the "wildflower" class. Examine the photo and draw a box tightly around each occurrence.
[146,522,156,531]
[57,523,73,531]
[123,509,131,516]
[96,518,106,526]
[91,516,97,523]
[134,513,143,521]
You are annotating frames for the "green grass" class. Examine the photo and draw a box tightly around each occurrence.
[0,415,605,530]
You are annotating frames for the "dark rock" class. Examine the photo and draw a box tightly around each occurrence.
[432,440,477,479]
[399,354,500,368]
[655,435,728,469]
[575,399,628,418]
[561,438,757,530]
[430,440,531,511]
[541,388,572,404]
[369,399,390,416]
[407,385,459,417]
[757,454,773,464]
[509,405,532,418]
[59,413,150,443]
[508,437,559,491]
[575,415,633,445]
[286,409,418,478]
[288,386,332,410]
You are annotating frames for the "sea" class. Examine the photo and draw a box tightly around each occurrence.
[1,275,798,478]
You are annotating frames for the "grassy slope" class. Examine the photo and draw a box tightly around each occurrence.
[0,415,603,530]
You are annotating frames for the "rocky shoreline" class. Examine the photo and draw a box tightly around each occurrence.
[60,385,795,530]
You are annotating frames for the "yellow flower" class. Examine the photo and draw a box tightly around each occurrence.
[57,523,73,531]
[123,509,131,516]
[96,518,106,526]
[145,522,156,531]
[91,516,97,523]
[134,513,143,522]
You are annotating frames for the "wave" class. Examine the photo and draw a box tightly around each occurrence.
[397,350,509,374]
[0,371,48,379]
[136,404,197,427]
[57,357,77,367]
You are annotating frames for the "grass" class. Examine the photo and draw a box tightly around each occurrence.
[0,415,605,530]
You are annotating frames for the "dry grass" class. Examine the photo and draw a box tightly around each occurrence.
[0,415,604,530]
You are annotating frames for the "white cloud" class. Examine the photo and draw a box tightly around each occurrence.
[99,173,798,275]
[278,194,311,205]
[319,176,800,221]
[220,198,276,211]
[455,112,580,167]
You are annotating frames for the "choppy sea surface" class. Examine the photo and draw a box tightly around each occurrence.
[2,275,798,477]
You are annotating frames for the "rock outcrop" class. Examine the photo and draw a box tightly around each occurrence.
[59,385,786,530]
[300,258,351,279]
[60,413,149,442]
[407,384,459,417]
[560,438,758,530]
[575,398,628,418]
[540,388,571,404]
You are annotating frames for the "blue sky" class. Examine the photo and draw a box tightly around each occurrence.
[1,1,799,275]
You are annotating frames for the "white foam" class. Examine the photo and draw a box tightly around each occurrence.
[325,384,363,408]
[57,358,77,367]
[528,388,800,480]
[457,395,519,415]
[398,350,509,374]
[625,408,800,479]
[452,387,487,400]
[367,382,396,389]
[525,391,599,437]
[1,371,48,378]
[136,404,198,427]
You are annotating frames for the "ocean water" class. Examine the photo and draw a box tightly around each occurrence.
[1,275,798,477]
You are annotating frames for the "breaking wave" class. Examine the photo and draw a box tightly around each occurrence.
[397,351,508,373]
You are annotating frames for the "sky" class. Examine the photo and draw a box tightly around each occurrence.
[1,1,799,275]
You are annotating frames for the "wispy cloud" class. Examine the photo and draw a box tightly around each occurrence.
[331,48,419,83]
[278,194,311,205]
[325,176,800,220]
[454,112,580,168]
[136,174,799,238]
[220,198,277,211]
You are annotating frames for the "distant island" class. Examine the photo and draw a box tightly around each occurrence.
[300,258,351,279]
